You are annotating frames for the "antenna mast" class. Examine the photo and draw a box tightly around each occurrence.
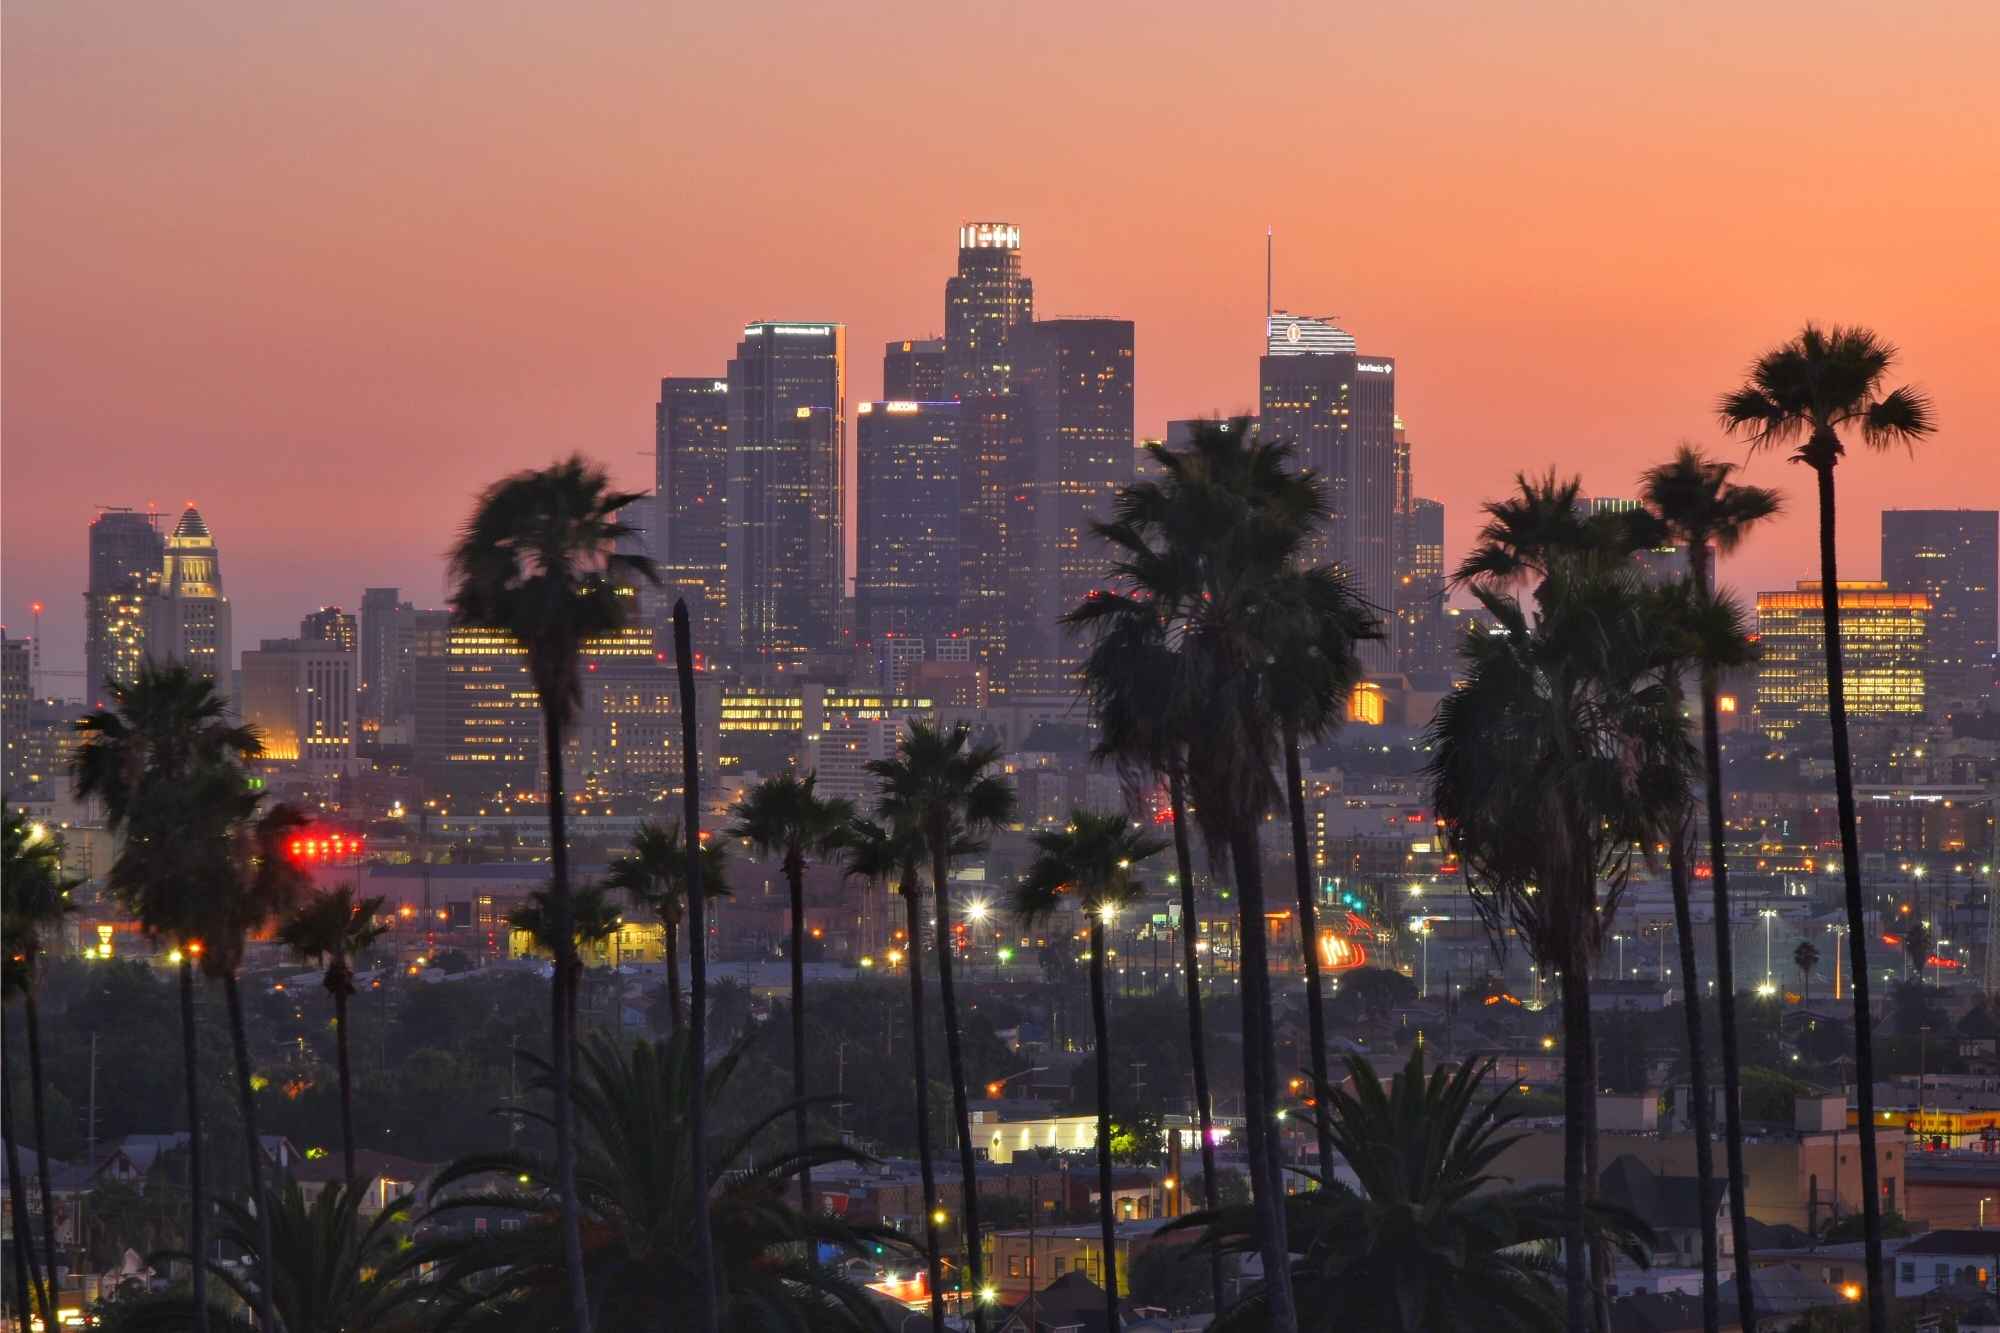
[1265,226,1273,328]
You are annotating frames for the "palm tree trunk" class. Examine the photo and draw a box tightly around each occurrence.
[1667,824,1720,1333]
[1581,979,1609,1333]
[221,974,277,1333]
[539,703,593,1333]
[1691,543,1759,1333]
[1282,733,1336,1175]
[1168,768,1225,1315]
[1810,460,1886,1333]
[904,881,947,1333]
[1226,828,1298,1333]
[788,857,813,1223]
[665,921,684,1034]
[1561,965,1591,1333]
[4,1025,48,1331]
[178,955,212,1333]
[334,974,358,1184]
[929,839,987,1330]
[674,601,719,1333]
[25,993,64,1314]
[1089,919,1120,1333]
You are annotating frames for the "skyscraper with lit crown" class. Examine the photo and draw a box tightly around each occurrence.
[1259,312,1397,671]
[145,504,233,698]
[946,224,1034,661]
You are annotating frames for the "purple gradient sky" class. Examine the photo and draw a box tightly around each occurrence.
[6,0,1998,684]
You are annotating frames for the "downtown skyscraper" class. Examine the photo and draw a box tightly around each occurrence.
[655,376,731,660]
[1003,317,1135,694]
[83,507,165,705]
[856,399,961,642]
[724,322,846,676]
[1882,509,1998,703]
[1260,312,1398,671]
[946,223,1034,659]
[145,504,233,698]
[883,337,949,401]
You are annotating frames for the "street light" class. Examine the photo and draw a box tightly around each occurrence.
[1760,909,1778,987]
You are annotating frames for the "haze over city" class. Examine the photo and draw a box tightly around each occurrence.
[7,0,1999,669]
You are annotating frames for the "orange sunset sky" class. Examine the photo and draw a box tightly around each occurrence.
[5,0,1997,680]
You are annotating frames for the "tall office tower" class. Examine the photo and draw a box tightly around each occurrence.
[566,627,683,803]
[946,223,1033,397]
[1392,416,1413,560]
[725,323,846,676]
[1754,580,1929,740]
[379,606,450,737]
[655,377,731,659]
[856,400,961,643]
[946,224,1035,660]
[414,625,542,803]
[1396,498,1449,672]
[1259,315,1397,670]
[884,338,949,401]
[1,633,29,796]
[300,606,358,653]
[239,639,357,770]
[145,505,234,697]
[83,508,165,706]
[1005,318,1136,694]
[1390,415,1414,662]
[1882,510,1999,701]
[358,587,405,726]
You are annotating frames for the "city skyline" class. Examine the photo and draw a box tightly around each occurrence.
[7,1,1998,683]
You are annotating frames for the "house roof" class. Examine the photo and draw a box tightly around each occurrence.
[0,1142,93,1192]
[1600,1154,1714,1231]
[1003,1270,1114,1331]
[1901,1230,2000,1257]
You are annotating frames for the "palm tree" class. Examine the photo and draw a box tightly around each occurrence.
[278,886,388,1182]
[1186,1046,1654,1331]
[3,811,79,1322]
[193,778,313,1333]
[75,663,264,1333]
[868,721,1016,1325]
[1266,567,1382,1174]
[1430,565,1691,1332]
[729,772,855,1220]
[4,1046,44,1329]
[842,815,948,1332]
[1071,421,1331,1332]
[1795,939,1821,1002]
[603,821,729,1034]
[1719,325,1934,1331]
[509,882,625,1050]
[1014,810,1166,1333]
[448,454,657,1333]
[1063,507,1227,1314]
[422,1032,899,1331]
[134,1179,431,1333]
[1641,443,1783,1333]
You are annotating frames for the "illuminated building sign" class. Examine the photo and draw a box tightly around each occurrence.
[1356,361,1394,374]
[959,222,1020,250]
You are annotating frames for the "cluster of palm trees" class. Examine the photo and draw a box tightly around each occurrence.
[4,322,1932,1333]
[1426,323,1932,1333]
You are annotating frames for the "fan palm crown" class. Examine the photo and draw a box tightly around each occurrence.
[1716,324,1934,469]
